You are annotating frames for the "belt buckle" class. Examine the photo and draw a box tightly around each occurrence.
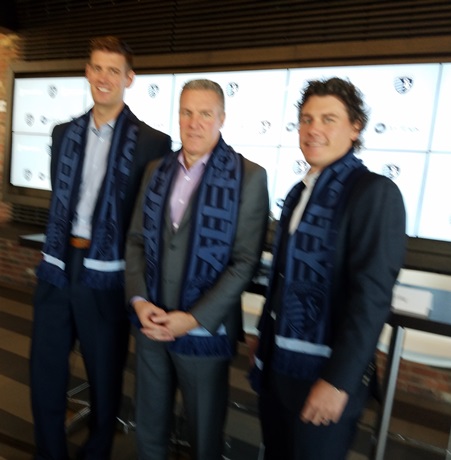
[69,236,91,249]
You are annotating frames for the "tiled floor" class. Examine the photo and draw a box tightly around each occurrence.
[0,286,450,459]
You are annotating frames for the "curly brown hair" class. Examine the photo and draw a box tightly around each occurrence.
[297,77,369,151]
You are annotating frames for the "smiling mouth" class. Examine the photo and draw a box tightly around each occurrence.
[97,87,110,93]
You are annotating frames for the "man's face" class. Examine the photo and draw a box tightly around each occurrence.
[85,50,134,111]
[299,95,360,173]
[179,89,225,163]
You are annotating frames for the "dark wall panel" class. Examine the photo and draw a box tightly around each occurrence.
[13,0,451,61]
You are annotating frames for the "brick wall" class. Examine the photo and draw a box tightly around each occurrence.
[0,32,21,219]
[377,350,451,404]
[0,33,36,292]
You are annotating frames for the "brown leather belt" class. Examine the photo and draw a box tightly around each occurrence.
[69,236,91,249]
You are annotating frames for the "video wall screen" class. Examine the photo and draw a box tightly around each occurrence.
[6,63,451,243]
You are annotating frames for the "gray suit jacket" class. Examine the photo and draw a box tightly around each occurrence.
[126,149,269,350]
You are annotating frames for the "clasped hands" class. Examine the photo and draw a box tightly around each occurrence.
[133,299,199,341]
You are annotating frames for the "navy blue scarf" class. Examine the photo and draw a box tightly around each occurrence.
[142,136,243,357]
[251,150,367,390]
[37,105,139,290]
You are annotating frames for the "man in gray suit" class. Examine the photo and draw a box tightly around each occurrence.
[125,78,269,460]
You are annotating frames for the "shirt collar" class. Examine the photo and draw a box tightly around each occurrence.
[89,114,116,132]
[177,151,212,171]
[303,170,320,190]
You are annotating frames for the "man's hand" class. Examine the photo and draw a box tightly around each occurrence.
[300,378,349,426]
[151,310,199,338]
[133,299,174,341]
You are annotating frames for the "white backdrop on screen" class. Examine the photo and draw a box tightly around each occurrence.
[9,63,451,242]
[124,74,175,135]
[10,133,52,190]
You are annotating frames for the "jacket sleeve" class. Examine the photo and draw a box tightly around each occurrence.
[125,161,161,306]
[320,174,407,395]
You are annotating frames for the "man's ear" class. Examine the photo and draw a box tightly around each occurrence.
[126,69,135,89]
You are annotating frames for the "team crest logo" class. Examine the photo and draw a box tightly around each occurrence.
[226,82,239,97]
[382,163,401,180]
[25,113,34,126]
[293,159,309,175]
[259,120,271,134]
[148,84,159,98]
[48,85,57,98]
[394,77,413,94]
[23,169,32,181]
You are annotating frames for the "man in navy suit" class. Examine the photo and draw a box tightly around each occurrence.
[30,36,171,460]
[250,77,406,460]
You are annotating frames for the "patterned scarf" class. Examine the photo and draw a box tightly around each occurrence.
[250,150,367,390]
[37,105,139,290]
[142,136,243,357]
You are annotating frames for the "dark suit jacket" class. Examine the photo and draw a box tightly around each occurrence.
[259,170,406,400]
[50,118,172,238]
[317,171,406,396]
[46,115,171,320]
[125,153,269,351]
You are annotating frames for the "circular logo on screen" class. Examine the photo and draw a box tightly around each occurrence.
[226,82,239,97]
[148,84,159,98]
[48,85,58,98]
[374,123,386,134]
[293,159,309,175]
[23,169,32,181]
[286,122,299,132]
[382,163,401,180]
[25,113,34,126]
[259,120,271,134]
[394,77,413,94]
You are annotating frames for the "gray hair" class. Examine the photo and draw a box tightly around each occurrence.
[181,79,225,112]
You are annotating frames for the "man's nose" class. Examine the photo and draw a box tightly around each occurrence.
[189,114,201,126]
